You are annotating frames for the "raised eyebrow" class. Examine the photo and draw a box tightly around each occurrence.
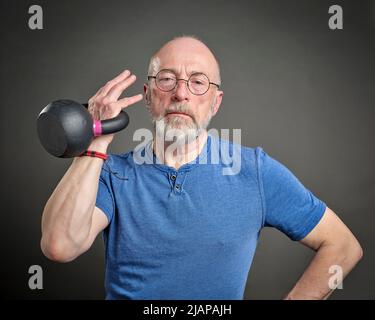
[190,70,205,75]
[159,68,178,74]
[159,68,208,77]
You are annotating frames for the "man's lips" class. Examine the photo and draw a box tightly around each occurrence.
[166,112,192,118]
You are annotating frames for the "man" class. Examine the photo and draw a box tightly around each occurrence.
[41,36,363,300]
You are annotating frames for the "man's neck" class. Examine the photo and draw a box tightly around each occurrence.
[152,130,208,170]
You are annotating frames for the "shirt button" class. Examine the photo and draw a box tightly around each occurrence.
[175,185,180,189]
[171,175,176,181]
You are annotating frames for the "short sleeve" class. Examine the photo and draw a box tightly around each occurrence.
[95,162,115,224]
[256,147,326,241]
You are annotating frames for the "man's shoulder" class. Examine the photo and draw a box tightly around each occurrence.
[209,134,263,160]
[100,148,139,179]
[208,134,266,177]
[107,150,133,163]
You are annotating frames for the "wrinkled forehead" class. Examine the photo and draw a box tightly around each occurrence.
[154,45,218,80]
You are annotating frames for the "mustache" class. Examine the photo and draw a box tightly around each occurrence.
[165,103,195,120]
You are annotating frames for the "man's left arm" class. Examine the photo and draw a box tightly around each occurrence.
[284,206,363,300]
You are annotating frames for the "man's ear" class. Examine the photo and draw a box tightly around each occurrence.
[144,83,150,105]
[212,90,223,116]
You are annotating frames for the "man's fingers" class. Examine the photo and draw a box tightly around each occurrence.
[111,94,143,110]
[88,70,141,121]
[106,74,138,101]
[98,69,131,97]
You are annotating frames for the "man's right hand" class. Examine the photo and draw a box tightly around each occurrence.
[87,69,143,152]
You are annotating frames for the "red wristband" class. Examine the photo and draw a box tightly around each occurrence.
[79,150,108,161]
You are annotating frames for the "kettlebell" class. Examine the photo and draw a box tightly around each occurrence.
[37,99,129,158]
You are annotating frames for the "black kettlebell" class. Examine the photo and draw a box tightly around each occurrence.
[37,99,129,158]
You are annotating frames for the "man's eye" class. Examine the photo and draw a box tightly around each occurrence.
[193,80,204,85]
[160,77,174,82]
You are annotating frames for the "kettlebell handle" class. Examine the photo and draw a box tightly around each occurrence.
[82,103,130,136]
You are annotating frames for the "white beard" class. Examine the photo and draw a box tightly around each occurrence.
[151,102,214,146]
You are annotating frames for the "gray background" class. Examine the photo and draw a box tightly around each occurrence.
[0,0,374,299]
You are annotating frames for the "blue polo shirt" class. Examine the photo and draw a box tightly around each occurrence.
[96,133,326,299]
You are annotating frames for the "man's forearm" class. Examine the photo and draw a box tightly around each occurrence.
[41,154,105,262]
[284,242,363,300]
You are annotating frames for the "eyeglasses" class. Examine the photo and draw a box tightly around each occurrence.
[147,69,220,96]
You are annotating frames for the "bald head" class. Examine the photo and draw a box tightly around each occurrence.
[147,36,221,85]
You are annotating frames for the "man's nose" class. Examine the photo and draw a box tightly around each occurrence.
[172,79,190,102]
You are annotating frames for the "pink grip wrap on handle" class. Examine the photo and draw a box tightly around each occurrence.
[93,120,102,137]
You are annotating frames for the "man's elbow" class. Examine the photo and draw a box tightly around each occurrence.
[40,236,79,263]
[351,238,363,263]
[340,235,364,266]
